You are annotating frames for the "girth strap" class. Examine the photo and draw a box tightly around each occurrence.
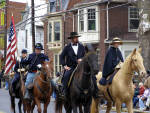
[107,87,113,101]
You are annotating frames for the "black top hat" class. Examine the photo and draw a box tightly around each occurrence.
[68,32,81,39]
[35,43,44,50]
[21,49,27,54]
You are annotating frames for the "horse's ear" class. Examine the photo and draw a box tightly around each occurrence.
[131,48,136,56]
[84,46,89,53]
[138,48,142,53]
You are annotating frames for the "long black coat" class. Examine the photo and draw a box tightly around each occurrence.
[102,46,124,78]
[27,53,49,72]
[60,43,85,68]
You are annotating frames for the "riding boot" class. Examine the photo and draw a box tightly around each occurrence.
[24,88,30,100]
[92,77,99,98]
[99,77,107,85]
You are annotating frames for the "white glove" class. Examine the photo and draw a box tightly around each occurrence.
[17,57,21,62]
[37,64,42,69]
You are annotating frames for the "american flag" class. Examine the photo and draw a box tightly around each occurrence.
[5,16,17,74]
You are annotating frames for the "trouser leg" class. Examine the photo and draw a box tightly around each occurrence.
[62,69,74,90]
[24,72,35,100]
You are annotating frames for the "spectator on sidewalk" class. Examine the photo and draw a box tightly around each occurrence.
[133,82,139,108]
[138,85,150,111]
[139,82,145,96]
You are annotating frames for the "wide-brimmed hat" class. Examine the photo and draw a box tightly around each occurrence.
[35,43,44,50]
[68,32,81,39]
[111,37,123,45]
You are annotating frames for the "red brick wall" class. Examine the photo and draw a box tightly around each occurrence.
[109,3,129,39]
[7,1,26,29]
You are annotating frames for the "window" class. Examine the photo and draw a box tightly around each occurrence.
[88,9,96,31]
[54,22,60,41]
[49,23,52,42]
[79,10,84,32]
[129,7,139,32]
[54,54,62,75]
[50,0,56,12]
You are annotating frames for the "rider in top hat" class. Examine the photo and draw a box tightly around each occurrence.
[99,37,124,85]
[24,43,49,100]
[60,32,85,95]
[12,49,28,96]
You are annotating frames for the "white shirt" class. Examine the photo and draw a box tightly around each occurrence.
[72,43,78,55]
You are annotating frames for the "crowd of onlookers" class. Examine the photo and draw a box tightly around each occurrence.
[133,72,150,111]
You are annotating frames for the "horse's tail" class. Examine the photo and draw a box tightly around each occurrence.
[91,97,100,113]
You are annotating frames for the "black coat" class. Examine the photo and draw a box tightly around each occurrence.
[102,46,124,78]
[27,53,49,72]
[14,57,28,73]
[60,43,85,68]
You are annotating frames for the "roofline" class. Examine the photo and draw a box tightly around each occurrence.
[104,39,139,44]
[74,0,127,8]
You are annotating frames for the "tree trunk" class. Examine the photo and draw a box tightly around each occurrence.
[130,0,150,70]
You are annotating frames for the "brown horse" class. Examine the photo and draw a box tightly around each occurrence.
[30,61,53,113]
[91,48,146,113]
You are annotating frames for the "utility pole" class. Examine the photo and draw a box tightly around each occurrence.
[31,0,35,52]
[4,0,8,62]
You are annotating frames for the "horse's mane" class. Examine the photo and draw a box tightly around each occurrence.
[120,49,141,73]
[75,52,95,79]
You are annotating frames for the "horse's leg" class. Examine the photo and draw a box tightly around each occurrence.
[126,100,133,113]
[90,98,100,113]
[18,99,22,113]
[106,101,112,113]
[115,99,121,113]
[79,104,83,113]
[10,96,16,113]
[31,100,35,113]
[64,101,72,113]
[43,98,50,113]
[71,101,78,113]
[35,98,42,113]
[84,98,92,113]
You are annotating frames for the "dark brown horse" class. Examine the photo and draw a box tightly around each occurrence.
[55,44,99,113]
[8,69,27,113]
[30,61,53,113]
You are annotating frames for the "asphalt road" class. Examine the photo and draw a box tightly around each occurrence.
[0,88,120,113]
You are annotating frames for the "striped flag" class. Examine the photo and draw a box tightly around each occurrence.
[5,16,17,74]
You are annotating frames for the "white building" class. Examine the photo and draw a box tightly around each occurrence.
[12,0,47,56]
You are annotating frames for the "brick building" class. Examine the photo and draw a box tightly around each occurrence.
[43,0,83,75]
[43,0,140,74]
[0,1,26,49]
[0,1,26,68]
[72,0,139,69]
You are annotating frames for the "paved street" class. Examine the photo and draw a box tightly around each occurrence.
[0,89,119,113]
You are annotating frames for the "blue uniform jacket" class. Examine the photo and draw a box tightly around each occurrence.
[60,43,85,68]
[27,53,49,72]
[14,57,28,73]
[102,46,124,78]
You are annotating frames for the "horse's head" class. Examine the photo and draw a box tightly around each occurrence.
[130,48,146,77]
[40,61,53,81]
[84,44,99,75]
